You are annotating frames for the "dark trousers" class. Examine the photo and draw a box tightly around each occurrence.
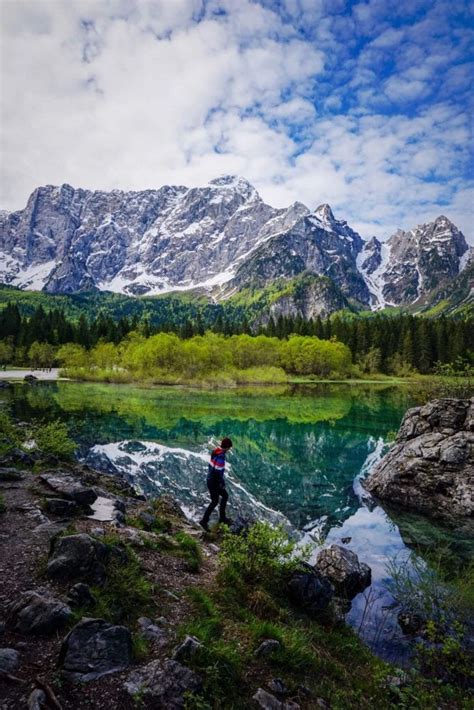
[202,477,228,524]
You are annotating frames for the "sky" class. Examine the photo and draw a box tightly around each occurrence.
[1,0,473,242]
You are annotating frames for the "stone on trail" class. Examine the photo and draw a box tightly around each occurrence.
[44,497,79,517]
[287,564,334,615]
[315,545,371,599]
[27,689,47,710]
[7,590,72,635]
[47,533,110,584]
[254,639,281,658]
[124,659,202,707]
[0,467,25,481]
[59,618,132,682]
[40,472,97,506]
[172,634,203,662]
[0,647,20,673]
[137,617,169,648]
[67,583,96,609]
[253,688,300,709]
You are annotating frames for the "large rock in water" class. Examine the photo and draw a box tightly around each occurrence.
[364,398,474,523]
[315,545,371,599]
[59,618,132,682]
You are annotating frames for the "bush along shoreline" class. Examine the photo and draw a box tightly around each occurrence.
[0,412,472,708]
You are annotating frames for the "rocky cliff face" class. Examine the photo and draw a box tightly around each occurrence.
[364,398,474,526]
[0,177,471,313]
[357,217,472,308]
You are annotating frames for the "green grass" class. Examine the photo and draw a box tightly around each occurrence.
[177,522,473,709]
[83,541,154,625]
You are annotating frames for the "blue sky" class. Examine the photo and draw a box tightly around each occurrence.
[1,0,473,241]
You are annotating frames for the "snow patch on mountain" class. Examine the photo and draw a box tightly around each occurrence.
[357,241,393,309]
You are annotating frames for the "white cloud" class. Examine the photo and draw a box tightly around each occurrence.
[0,0,472,245]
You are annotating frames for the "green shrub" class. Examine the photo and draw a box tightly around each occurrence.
[0,411,22,451]
[34,420,76,459]
[219,522,305,589]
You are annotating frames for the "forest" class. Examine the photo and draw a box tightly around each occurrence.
[0,301,472,381]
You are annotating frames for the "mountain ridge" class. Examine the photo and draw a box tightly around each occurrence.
[0,176,471,317]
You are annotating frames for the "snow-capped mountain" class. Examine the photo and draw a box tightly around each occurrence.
[0,176,471,312]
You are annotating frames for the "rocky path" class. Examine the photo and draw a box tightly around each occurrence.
[0,461,218,709]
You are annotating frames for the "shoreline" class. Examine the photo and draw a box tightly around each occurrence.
[0,367,471,389]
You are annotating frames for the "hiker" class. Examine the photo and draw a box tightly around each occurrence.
[200,437,233,531]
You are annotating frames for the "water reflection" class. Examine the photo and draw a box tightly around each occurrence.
[2,380,472,662]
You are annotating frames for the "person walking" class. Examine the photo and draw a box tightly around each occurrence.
[200,437,233,531]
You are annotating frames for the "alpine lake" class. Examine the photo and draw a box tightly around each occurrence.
[3,380,473,663]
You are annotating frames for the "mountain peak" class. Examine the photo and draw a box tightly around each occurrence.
[208,175,251,188]
[313,203,335,222]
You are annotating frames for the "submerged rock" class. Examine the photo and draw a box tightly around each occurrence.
[59,618,132,682]
[315,545,371,599]
[364,398,474,524]
[7,590,72,635]
[124,659,202,706]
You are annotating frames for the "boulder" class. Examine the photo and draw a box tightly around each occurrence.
[44,498,78,517]
[124,659,202,707]
[0,467,24,481]
[33,520,69,542]
[59,618,132,682]
[268,678,289,696]
[253,689,300,709]
[315,545,371,599]
[172,635,203,662]
[138,617,168,648]
[364,398,474,523]
[287,564,334,615]
[7,590,72,634]
[254,639,281,658]
[0,448,37,467]
[40,473,97,506]
[47,533,109,584]
[67,583,96,609]
[0,647,20,673]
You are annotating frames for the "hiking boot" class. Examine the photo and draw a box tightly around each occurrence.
[199,519,210,532]
[219,517,232,526]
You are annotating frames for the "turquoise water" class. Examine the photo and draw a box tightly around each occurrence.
[3,381,471,661]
